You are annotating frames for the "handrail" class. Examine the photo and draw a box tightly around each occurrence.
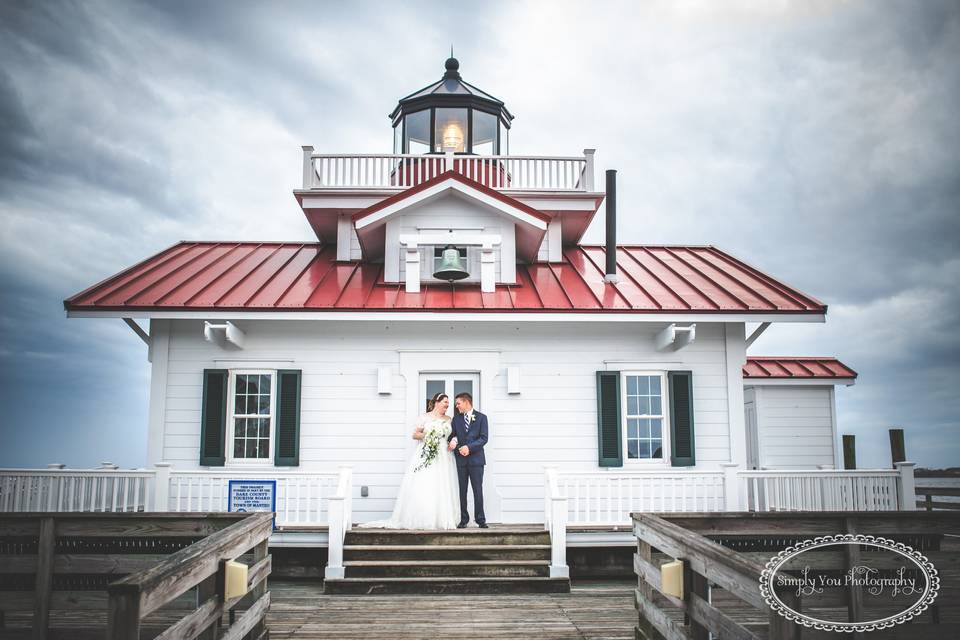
[107,512,274,640]
[323,466,353,580]
[543,467,568,578]
[300,148,595,191]
[916,485,960,510]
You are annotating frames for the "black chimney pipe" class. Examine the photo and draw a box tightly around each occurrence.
[604,169,618,282]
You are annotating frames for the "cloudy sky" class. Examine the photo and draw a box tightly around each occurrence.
[1,0,957,470]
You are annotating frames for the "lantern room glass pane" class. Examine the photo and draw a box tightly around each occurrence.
[472,110,497,155]
[501,126,509,155]
[405,110,430,154]
[434,108,467,152]
[393,122,402,154]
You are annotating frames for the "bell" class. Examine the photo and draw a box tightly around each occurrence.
[433,245,470,281]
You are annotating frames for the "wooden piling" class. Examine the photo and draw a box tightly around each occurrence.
[843,435,857,470]
[889,428,906,467]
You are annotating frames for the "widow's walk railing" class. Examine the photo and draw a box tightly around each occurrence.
[301,147,596,192]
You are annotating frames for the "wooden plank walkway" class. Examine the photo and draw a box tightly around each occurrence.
[267,579,637,639]
[0,579,637,639]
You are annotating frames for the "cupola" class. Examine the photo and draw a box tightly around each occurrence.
[390,56,513,155]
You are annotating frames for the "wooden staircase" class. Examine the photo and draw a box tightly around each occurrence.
[323,527,570,594]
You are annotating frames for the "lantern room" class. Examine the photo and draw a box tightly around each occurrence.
[390,56,513,155]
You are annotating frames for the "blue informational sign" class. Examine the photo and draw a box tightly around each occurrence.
[227,479,277,529]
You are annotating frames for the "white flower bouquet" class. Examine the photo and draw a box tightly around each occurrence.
[414,423,449,472]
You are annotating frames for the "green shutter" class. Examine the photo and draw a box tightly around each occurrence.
[200,369,228,466]
[596,371,623,467]
[274,370,302,467]
[668,371,695,467]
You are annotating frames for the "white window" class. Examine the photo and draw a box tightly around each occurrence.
[622,372,669,463]
[227,370,275,464]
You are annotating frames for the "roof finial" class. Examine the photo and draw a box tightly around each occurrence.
[444,48,460,79]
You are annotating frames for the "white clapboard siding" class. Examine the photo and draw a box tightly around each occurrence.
[752,386,838,469]
[157,319,734,523]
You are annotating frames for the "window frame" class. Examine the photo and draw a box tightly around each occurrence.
[225,369,277,466]
[620,371,670,466]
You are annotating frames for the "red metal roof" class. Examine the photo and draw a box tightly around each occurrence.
[64,241,827,314]
[743,357,857,379]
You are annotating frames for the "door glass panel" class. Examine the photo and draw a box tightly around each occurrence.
[425,379,445,411]
[453,379,474,413]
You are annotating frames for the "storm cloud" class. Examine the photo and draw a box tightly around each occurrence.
[1,0,958,469]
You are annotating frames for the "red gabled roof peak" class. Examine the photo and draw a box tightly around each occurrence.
[352,170,551,224]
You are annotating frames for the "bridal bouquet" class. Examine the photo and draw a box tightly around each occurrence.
[414,425,445,472]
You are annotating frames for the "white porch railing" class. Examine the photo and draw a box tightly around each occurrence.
[0,463,349,530]
[555,469,728,525]
[544,463,917,575]
[324,466,354,580]
[739,465,912,512]
[164,467,341,527]
[0,467,153,512]
[301,147,596,192]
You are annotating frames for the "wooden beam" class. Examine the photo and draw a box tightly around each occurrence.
[744,322,770,349]
[843,434,857,470]
[889,428,906,467]
[122,318,150,346]
[31,517,55,640]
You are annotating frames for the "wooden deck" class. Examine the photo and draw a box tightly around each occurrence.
[0,579,637,640]
[269,579,636,639]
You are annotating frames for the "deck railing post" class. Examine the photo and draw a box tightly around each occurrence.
[325,497,344,579]
[550,495,568,578]
[444,150,454,172]
[152,463,171,512]
[324,466,352,580]
[895,461,917,511]
[301,145,315,189]
[721,463,741,511]
[543,466,557,532]
[582,148,596,191]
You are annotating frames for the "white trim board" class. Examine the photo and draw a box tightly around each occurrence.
[68,310,827,323]
[744,378,855,387]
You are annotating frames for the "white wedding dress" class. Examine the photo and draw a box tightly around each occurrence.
[357,412,461,530]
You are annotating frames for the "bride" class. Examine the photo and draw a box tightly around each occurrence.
[357,392,461,529]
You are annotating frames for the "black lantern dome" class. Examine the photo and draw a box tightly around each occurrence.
[390,56,513,156]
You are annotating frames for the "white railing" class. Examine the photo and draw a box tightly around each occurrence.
[555,469,728,526]
[739,463,914,512]
[324,466,354,580]
[0,463,349,530]
[543,467,569,578]
[165,467,341,527]
[301,146,596,192]
[0,467,154,513]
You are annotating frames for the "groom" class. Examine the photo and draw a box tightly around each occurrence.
[447,392,488,528]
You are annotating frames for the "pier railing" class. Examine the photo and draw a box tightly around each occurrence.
[632,511,959,640]
[301,147,596,191]
[0,512,261,639]
[107,512,273,640]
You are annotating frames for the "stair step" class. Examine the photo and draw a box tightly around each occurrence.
[345,529,549,546]
[323,576,570,595]
[343,544,551,562]
[343,559,550,578]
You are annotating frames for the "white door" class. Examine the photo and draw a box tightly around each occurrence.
[419,372,496,520]
[421,373,480,415]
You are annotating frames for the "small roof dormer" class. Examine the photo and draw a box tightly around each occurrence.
[390,56,513,155]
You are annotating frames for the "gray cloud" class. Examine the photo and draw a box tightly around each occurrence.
[0,0,957,468]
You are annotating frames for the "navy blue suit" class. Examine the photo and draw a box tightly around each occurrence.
[448,409,488,525]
